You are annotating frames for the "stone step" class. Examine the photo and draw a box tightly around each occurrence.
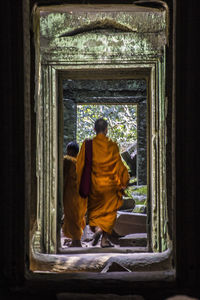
[119,233,147,247]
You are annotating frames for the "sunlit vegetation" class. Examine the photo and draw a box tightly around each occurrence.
[77,104,137,151]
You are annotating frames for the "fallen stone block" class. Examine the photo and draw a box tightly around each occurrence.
[121,142,137,177]
[119,197,135,211]
[113,212,147,236]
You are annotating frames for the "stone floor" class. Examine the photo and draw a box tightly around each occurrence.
[61,210,147,251]
[60,225,147,250]
[33,221,172,272]
[32,211,172,274]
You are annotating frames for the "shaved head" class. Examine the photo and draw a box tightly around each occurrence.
[94,118,108,134]
[66,141,79,157]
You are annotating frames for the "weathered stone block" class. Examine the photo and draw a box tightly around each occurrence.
[119,197,135,211]
[119,233,147,247]
[113,212,147,236]
[121,143,137,177]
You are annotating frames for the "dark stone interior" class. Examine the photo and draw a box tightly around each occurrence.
[1,0,200,299]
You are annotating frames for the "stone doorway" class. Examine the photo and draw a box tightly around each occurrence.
[63,78,147,185]
[31,3,173,273]
[60,78,148,252]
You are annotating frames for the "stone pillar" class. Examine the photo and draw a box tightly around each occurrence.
[63,99,77,154]
[137,100,147,185]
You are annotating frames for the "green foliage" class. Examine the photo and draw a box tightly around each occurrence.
[121,158,131,172]
[77,104,137,150]
[125,184,147,205]
[133,185,147,195]
[124,188,133,198]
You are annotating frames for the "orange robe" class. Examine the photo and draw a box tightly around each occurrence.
[77,134,129,234]
[62,155,87,240]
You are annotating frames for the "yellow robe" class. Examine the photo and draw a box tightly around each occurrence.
[77,134,129,234]
[62,155,87,240]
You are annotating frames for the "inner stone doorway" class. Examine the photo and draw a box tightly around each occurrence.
[60,78,148,252]
[63,79,147,185]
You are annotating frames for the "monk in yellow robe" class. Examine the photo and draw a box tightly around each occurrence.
[77,118,129,247]
[62,142,87,247]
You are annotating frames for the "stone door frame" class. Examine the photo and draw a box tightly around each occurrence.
[35,59,167,255]
[31,4,171,270]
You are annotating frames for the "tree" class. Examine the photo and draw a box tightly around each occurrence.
[77,104,137,151]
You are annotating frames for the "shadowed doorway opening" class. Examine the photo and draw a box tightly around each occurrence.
[61,93,148,251]
[59,79,148,253]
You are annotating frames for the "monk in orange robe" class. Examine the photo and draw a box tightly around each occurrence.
[76,118,129,247]
[62,142,87,247]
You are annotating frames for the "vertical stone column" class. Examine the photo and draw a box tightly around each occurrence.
[137,100,147,185]
[63,99,77,154]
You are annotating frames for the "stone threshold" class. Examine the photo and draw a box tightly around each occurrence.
[58,246,148,254]
[30,248,173,273]
[27,269,175,283]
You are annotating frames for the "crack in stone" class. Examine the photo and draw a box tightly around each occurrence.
[59,18,137,37]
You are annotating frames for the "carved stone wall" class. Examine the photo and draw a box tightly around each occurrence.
[34,4,168,254]
[137,100,147,185]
